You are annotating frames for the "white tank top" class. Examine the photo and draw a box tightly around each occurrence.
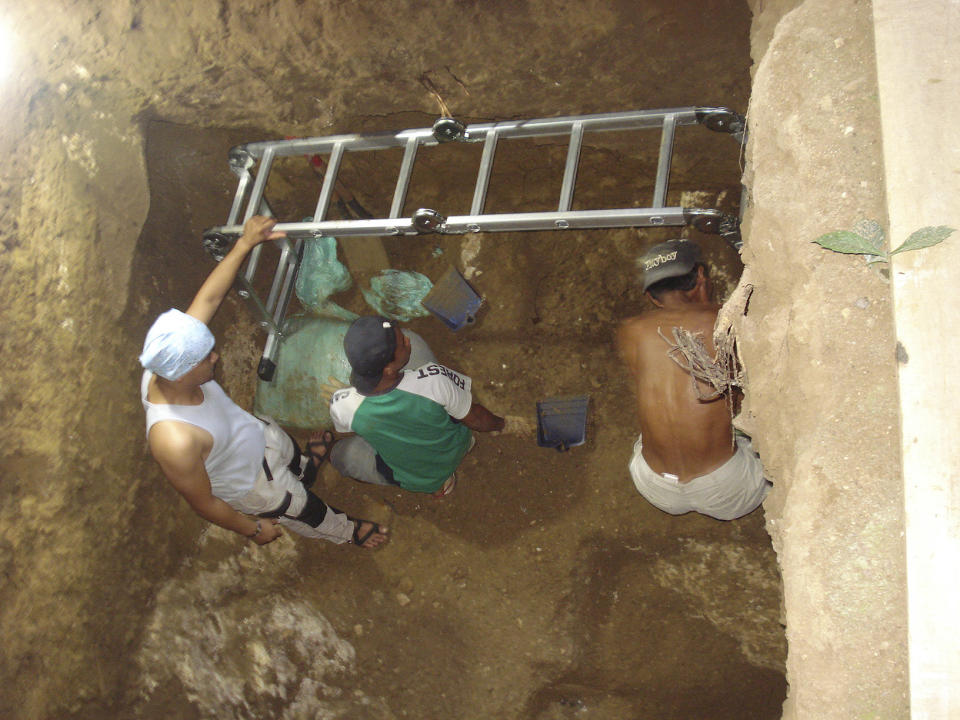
[141,371,266,504]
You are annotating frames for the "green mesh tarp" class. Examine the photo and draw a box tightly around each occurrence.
[253,316,352,429]
[361,269,433,321]
[294,236,357,321]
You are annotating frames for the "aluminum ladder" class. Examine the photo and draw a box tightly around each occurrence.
[203,106,746,380]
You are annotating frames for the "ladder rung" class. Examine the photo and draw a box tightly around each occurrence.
[652,114,677,209]
[242,198,276,284]
[245,146,275,222]
[227,169,252,225]
[390,137,419,219]
[313,142,345,221]
[558,121,584,212]
[470,131,499,215]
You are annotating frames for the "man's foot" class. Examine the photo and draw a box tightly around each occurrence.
[350,519,389,549]
[300,430,334,490]
[432,473,457,498]
[306,430,334,465]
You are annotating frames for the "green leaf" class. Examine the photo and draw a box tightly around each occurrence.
[889,226,955,255]
[812,230,885,255]
[852,219,886,252]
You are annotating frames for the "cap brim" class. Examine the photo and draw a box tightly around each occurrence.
[350,370,383,395]
[642,260,697,292]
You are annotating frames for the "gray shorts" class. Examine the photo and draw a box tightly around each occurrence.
[628,434,770,520]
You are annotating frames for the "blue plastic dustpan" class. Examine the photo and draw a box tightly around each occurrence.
[536,395,589,451]
[421,266,483,330]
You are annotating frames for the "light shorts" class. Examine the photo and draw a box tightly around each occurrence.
[233,417,353,543]
[628,434,770,521]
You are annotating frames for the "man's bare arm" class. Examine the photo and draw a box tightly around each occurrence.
[458,402,506,433]
[186,216,286,326]
[148,423,281,544]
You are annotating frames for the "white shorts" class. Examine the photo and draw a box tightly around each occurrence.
[628,434,770,521]
[233,418,353,543]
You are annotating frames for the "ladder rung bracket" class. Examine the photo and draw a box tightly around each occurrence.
[653,114,677,209]
[236,276,276,331]
[559,121,584,212]
[470,131,499,216]
[313,142,345,221]
[390,137,420,219]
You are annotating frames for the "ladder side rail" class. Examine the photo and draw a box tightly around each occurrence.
[208,205,704,239]
[313,142,346,221]
[470,130,499,215]
[389,137,420,219]
[235,129,436,159]
[441,207,691,233]
[652,114,678,209]
[463,107,698,141]
[231,107,706,160]
[558,121,584,212]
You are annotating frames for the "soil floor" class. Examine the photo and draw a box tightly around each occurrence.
[127,121,786,720]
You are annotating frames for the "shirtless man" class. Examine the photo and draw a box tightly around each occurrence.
[617,239,769,520]
[139,215,387,548]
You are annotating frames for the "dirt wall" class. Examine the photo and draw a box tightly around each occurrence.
[740,0,908,717]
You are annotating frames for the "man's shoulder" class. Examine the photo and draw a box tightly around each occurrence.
[623,305,719,334]
[400,363,469,393]
[331,386,357,404]
[330,387,365,418]
[148,419,206,463]
[618,312,663,343]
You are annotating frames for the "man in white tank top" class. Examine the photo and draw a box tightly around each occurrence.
[139,216,388,549]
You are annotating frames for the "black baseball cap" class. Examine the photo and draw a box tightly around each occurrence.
[343,316,398,394]
[639,239,702,292]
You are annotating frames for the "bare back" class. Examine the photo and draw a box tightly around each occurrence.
[617,303,734,482]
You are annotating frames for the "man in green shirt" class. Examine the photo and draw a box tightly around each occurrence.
[329,316,528,496]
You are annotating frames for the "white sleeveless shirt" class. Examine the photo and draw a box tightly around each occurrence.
[141,371,266,504]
